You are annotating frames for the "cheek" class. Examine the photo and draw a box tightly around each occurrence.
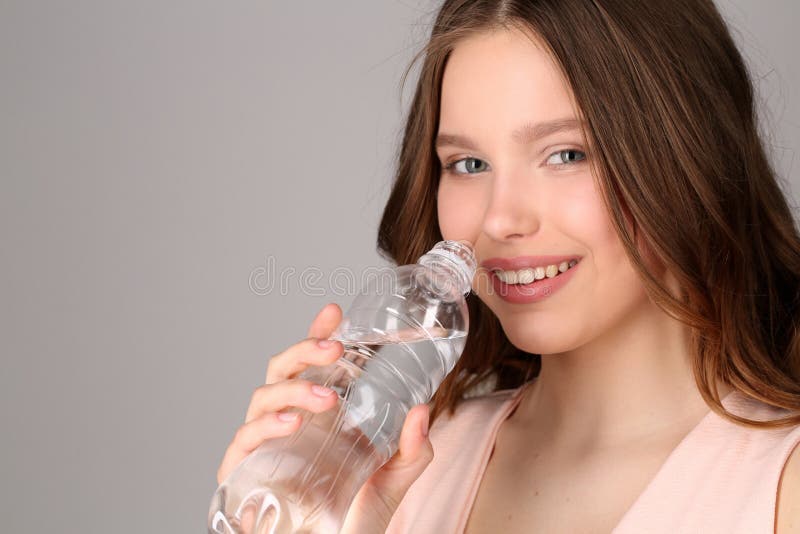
[565,181,647,302]
[585,199,651,315]
[596,189,666,282]
[561,181,618,253]
[437,181,485,241]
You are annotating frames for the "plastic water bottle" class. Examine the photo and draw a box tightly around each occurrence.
[208,239,477,533]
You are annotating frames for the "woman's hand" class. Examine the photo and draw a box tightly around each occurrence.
[216,302,435,534]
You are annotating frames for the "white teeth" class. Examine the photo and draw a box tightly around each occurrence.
[517,269,535,284]
[493,260,579,285]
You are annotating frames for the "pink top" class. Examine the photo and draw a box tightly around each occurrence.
[386,380,800,533]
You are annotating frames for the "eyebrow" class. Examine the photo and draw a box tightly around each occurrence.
[435,117,584,151]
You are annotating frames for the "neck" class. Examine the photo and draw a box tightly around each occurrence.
[514,298,733,451]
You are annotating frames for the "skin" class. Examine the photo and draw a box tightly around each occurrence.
[436,26,733,445]
[216,303,434,534]
[218,24,799,534]
[435,26,742,529]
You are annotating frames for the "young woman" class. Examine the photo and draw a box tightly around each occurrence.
[217,1,800,532]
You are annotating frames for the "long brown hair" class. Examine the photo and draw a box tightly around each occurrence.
[377,0,800,429]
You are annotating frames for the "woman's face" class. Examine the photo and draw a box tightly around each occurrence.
[436,28,652,354]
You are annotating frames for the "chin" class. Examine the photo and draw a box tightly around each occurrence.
[476,290,590,354]
[499,314,584,356]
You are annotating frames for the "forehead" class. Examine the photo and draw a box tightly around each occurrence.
[439,28,578,130]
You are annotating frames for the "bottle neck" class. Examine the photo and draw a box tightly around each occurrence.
[417,240,476,297]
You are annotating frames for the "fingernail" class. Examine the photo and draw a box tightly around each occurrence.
[311,384,335,397]
[420,412,429,437]
[277,412,298,422]
[317,339,334,349]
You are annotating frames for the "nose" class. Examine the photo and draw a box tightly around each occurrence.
[482,171,540,242]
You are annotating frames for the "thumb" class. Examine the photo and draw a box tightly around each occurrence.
[362,403,434,511]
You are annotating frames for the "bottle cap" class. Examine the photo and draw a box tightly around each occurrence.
[419,240,477,295]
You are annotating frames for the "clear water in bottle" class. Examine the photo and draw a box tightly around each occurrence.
[208,240,476,533]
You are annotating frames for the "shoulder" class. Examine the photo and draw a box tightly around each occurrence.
[725,393,800,533]
[611,390,800,532]
[776,426,800,533]
[427,382,518,444]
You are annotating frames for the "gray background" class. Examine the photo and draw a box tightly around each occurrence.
[0,1,796,532]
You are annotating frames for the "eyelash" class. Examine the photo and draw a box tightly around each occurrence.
[442,149,587,176]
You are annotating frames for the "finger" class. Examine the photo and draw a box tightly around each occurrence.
[361,404,434,509]
[393,404,433,468]
[307,302,343,339]
[216,411,303,485]
[245,379,339,424]
[265,337,344,384]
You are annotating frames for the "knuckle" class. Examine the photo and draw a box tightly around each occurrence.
[267,350,287,370]
[250,384,264,402]
[267,343,298,372]
[233,423,249,443]
[264,360,280,383]
[250,383,271,407]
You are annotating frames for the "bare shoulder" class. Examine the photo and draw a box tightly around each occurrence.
[776,434,800,533]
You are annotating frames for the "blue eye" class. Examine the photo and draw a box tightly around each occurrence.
[443,157,489,175]
[546,149,586,166]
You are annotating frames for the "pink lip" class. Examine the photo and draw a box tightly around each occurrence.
[481,255,581,271]
[481,255,582,304]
